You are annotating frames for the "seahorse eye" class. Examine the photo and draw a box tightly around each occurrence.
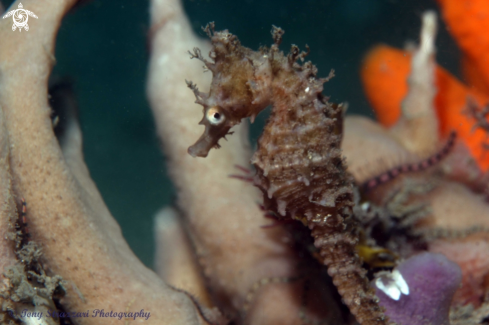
[206,107,225,125]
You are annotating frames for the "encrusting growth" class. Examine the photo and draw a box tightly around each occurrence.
[187,23,388,325]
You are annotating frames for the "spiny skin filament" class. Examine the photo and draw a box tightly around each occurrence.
[187,24,389,325]
[360,131,457,193]
[229,165,254,183]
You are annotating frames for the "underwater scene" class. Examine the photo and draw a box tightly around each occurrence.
[0,0,488,324]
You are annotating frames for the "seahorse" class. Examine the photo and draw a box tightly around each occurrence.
[187,23,388,325]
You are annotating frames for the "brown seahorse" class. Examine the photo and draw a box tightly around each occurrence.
[187,23,388,325]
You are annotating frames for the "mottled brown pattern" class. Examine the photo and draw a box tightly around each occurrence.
[188,24,388,325]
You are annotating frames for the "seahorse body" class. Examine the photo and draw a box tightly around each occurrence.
[188,23,388,325]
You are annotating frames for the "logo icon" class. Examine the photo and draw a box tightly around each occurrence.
[2,3,38,32]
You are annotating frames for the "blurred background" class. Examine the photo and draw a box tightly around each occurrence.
[1,0,460,267]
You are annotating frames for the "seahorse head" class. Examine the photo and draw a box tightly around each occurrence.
[187,23,274,157]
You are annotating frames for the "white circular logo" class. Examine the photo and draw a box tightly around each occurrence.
[2,3,38,32]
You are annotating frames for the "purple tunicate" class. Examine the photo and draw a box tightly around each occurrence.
[375,252,462,325]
